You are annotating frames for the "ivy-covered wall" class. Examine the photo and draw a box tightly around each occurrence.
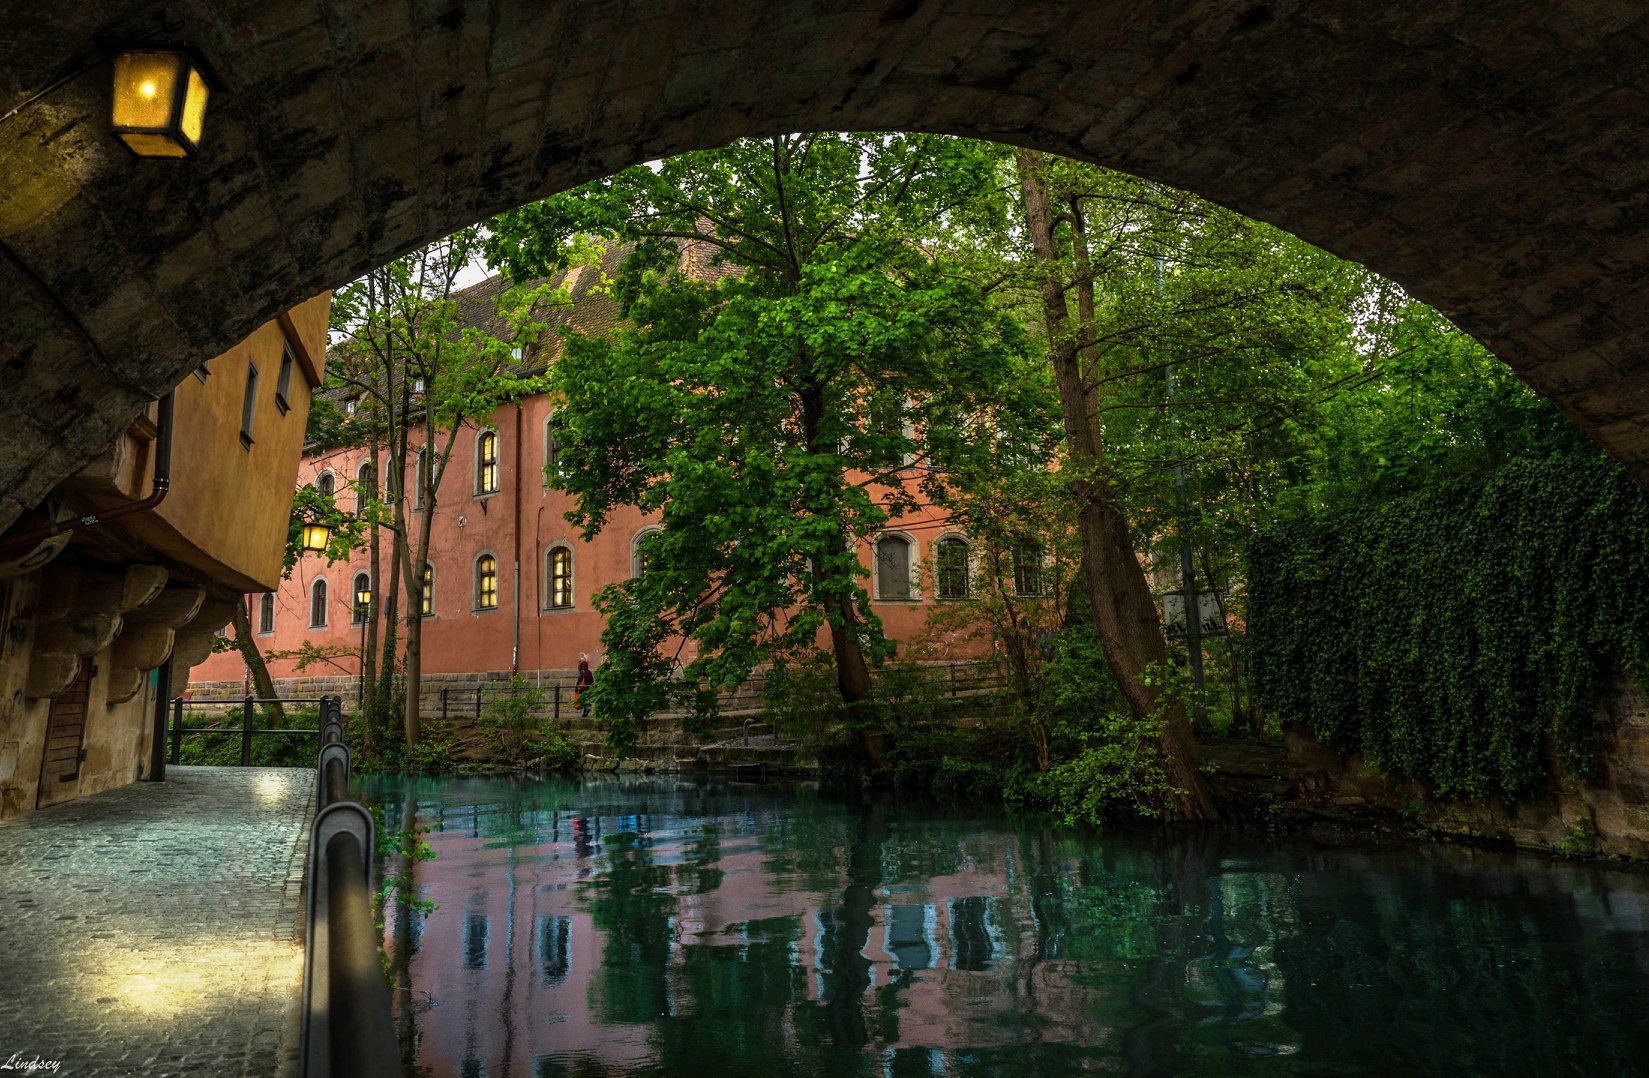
[1248,453,1649,800]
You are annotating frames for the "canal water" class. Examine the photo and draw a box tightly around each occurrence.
[362,774,1649,1077]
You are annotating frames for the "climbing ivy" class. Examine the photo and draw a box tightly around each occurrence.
[1248,452,1649,799]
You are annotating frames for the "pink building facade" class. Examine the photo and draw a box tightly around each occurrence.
[192,270,1022,701]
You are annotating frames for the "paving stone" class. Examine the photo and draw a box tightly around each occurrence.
[0,767,314,1078]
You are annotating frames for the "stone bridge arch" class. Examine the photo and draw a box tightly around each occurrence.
[3,1,1648,531]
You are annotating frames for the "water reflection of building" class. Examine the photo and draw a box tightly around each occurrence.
[378,778,1649,1075]
[381,783,1161,1077]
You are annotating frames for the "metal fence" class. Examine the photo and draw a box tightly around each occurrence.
[168,696,327,766]
[300,695,402,1078]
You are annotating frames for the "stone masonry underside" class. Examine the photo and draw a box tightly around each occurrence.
[3,1,1649,535]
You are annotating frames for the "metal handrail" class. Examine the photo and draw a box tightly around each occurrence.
[300,695,403,1078]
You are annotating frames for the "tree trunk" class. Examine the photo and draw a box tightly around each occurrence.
[1015,148,1213,821]
[827,590,889,769]
[232,599,285,727]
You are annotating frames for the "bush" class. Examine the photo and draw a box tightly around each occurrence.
[478,674,579,771]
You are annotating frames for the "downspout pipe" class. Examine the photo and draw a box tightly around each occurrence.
[512,402,523,674]
[0,390,174,556]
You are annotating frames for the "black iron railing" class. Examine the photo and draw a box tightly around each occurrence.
[168,696,327,766]
[299,695,402,1078]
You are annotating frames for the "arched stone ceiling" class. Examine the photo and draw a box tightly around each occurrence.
[2,1,1647,533]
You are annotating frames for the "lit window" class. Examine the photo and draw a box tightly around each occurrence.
[875,535,913,600]
[477,430,499,494]
[239,360,259,449]
[476,554,498,610]
[310,578,328,628]
[936,537,971,599]
[1012,541,1044,597]
[421,563,434,617]
[275,342,294,414]
[258,593,275,635]
[547,547,573,609]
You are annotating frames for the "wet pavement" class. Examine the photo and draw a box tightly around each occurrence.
[0,767,313,1077]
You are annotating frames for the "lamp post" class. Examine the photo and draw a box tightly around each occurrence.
[355,581,372,711]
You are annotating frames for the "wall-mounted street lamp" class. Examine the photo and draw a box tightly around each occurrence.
[299,519,332,555]
[110,46,214,158]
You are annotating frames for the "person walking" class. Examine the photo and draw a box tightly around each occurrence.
[575,654,594,718]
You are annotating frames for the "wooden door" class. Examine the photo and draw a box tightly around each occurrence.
[36,660,93,808]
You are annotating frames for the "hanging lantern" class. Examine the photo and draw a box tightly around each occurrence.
[299,520,332,555]
[355,581,372,610]
[110,47,213,158]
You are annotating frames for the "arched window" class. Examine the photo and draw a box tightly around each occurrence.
[258,593,276,635]
[356,459,376,512]
[543,414,566,484]
[1012,540,1045,597]
[875,535,913,601]
[414,447,429,510]
[310,578,328,628]
[475,554,498,610]
[936,537,971,599]
[546,546,574,609]
[476,430,499,494]
[351,572,372,625]
[316,470,335,500]
[421,563,434,617]
[630,527,663,578]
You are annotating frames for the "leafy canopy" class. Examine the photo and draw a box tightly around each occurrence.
[486,133,1057,751]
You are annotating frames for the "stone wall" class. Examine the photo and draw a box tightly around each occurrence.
[1284,668,1649,859]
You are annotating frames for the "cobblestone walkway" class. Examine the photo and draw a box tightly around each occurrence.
[0,767,314,1077]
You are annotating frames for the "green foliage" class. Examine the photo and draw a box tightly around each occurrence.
[1556,814,1600,857]
[486,133,1055,757]
[869,627,1181,825]
[478,674,580,771]
[1248,452,1649,799]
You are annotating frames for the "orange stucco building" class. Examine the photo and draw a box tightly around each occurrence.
[0,294,330,816]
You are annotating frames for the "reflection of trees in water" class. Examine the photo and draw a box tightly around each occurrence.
[363,777,1649,1076]
[1273,867,1649,1073]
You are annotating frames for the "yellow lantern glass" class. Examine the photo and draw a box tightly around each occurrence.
[355,583,372,608]
[111,48,212,158]
[300,521,332,554]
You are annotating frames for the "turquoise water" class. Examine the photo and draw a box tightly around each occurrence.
[363,775,1649,1077]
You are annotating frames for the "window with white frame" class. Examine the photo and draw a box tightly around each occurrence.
[351,572,372,625]
[544,413,566,484]
[546,546,573,609]
[317,470,335,500]
[935,537,971,599]
[476,430,499,494]
[630,527,663,578]
[310,577,328,628]
[475,554,498,610]
[875,534,914,600]
[1012,540,1045,597]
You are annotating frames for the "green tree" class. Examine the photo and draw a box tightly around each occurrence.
[487,133,1049,765]
[326,229,558,752]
